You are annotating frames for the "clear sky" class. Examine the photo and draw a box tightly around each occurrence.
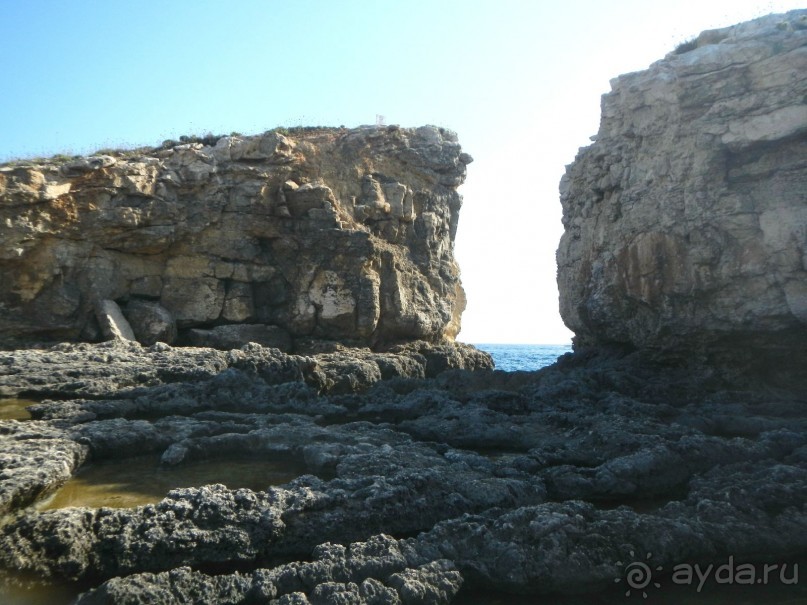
[1,0,803,344]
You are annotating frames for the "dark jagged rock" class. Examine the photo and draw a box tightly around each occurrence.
[185,323,292,351]
[0,344,805,603]
[0,339,490,399]
[122,300,177,346]
[0,340,229,398]
[74,535,462,605]
[0,424,88,516]
[0,418,544,583]
[404,460,807,594]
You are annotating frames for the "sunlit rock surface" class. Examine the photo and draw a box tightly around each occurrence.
[558,10,807,373]
[0,126,470,349]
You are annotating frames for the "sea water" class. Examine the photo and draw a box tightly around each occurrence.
[473,343,572,371]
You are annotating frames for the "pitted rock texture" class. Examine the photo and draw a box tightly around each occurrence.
[0,343,806,604]
[75,535,463,605]
[0,126,470,349]
[0,339,491,399]
[557,10,807,370]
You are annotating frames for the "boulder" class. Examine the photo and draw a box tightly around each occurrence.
[124,300,177,345]
[94,300,136,342]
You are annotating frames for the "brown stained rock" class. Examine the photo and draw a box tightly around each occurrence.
[0,126,469,349]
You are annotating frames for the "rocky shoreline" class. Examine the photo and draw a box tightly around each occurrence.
[2,9,807,604]
[1,340,805,603]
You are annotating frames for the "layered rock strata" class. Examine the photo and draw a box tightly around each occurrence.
[0,126,470,349]
[558,10,807,371]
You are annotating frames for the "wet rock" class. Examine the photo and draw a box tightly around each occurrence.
[404,459,807,594]
[386,341,493,377]
[0,422,546,582]
[0,424,88,515]
[0,344,805,601]
[0,342,803,602]
[0,340,229,398]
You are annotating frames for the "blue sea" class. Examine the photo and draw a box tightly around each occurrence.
[472,343,572,372]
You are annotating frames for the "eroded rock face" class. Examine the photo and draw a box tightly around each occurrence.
[557,10,807,369]
[0,126,470,349]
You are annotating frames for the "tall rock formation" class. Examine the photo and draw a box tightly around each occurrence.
[558,10,807,369]
[0,126,471,349]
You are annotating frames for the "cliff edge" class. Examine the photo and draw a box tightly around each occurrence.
[558,10,807,373]
[0,126,470,350]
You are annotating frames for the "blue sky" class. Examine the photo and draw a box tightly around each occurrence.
[1,0,803,343]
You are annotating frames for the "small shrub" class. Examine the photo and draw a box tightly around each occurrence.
[177,132,223,147]
[674,37,698,54]
[94,148,122,156]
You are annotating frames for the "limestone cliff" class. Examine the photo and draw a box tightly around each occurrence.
[558,10,807,368]
[0,125,471,349]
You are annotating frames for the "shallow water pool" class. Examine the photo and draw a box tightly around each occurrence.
[0,398,37,421]
[39,453,308,510]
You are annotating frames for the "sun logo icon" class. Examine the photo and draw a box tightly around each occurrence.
[615,551,663,598]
